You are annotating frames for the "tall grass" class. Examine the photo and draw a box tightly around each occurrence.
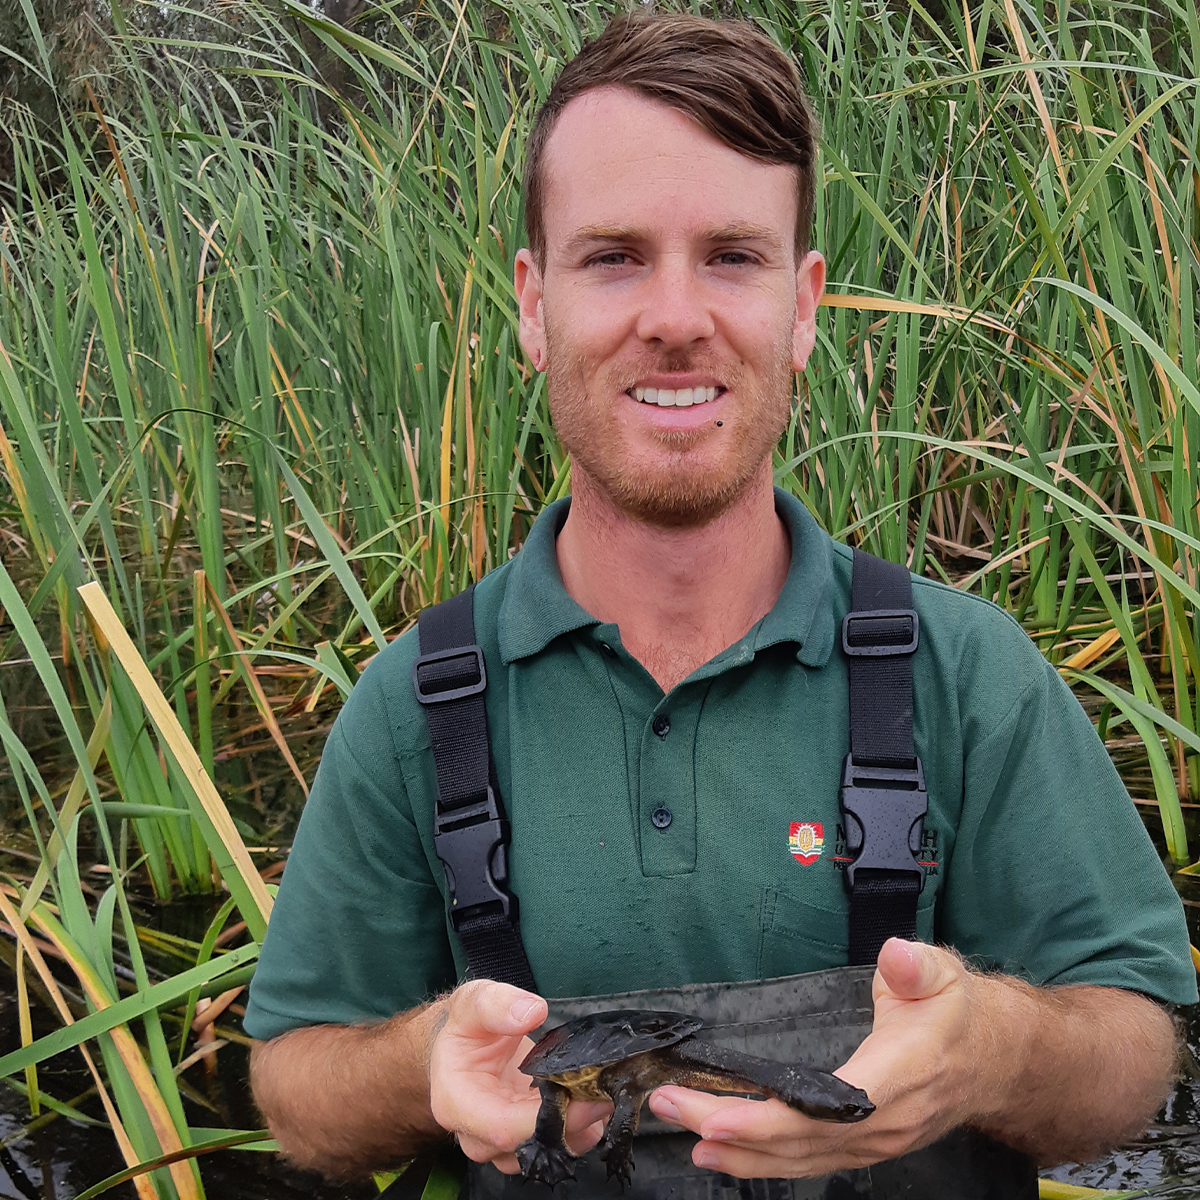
[0,0,1197,1191]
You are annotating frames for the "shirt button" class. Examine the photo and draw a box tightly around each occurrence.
[652,714,670,738]
[599,643,617,659]
[651,807,673,830]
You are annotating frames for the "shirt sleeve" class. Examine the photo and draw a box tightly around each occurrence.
[941,647,1197,1005]
[243,661,456,1040]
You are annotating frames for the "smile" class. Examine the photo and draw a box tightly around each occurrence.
[629,386,723,408]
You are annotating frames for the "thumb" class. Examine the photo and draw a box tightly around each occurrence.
[447,980,547,1040]
[874,938,963,1002]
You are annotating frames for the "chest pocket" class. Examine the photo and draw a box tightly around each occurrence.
[757,880,939,977]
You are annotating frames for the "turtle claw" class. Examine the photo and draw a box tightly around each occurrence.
[599,1144,633,1193]
[516,1137,578,1188]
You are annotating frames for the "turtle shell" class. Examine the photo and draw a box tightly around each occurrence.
[520,1010,703,1078]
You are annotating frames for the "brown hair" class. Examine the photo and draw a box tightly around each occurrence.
[522,13,819,267]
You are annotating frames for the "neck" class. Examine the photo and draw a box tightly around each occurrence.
[555,464,791,692]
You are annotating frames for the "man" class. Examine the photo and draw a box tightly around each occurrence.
[245,12,1195,1195]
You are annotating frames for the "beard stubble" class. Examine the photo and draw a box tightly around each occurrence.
[544,324,796,529]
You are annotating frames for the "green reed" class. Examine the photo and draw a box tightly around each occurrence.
[0,0,1197,1192]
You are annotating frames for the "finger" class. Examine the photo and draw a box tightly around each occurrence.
[565,1100,612,1134]
[565,1118,607,1156]
[447,980,548,1040]
[445,1086,541,1151]
[650,1088,817,1143]
[874,939,963,1003]
[473,1117,604,1170]
[649,1086,743,1129]
[692,1137,884,1180]
[491,1153,521,1175]
[458,1131,518,1167]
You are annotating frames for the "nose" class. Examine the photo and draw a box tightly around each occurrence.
[634,255,715,349]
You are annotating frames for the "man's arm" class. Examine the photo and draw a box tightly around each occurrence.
[648,939,1181,1178]
[250,981,609,1180]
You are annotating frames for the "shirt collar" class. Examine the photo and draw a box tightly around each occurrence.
[498,499,596,664]
[497,489,837,669]
[755,489,837,668]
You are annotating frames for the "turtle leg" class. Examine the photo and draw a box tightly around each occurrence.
[515,1080,578,1187]
[661,1039,875,1123]
[596,1084,646,1192]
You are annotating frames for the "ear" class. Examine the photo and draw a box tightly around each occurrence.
[515,248,547,372]
[792,250,826,372]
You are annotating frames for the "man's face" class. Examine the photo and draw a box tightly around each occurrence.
[515,86,825,528]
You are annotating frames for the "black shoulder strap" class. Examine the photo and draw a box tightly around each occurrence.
[413,585,537,992]
[840,549,928,966]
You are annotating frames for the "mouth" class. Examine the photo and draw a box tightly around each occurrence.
[626,386,725,409]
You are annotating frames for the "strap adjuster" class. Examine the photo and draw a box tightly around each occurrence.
[839,755,928,890]
[434,785,513,924]
[413,645,487,705]
[841,609,919,657]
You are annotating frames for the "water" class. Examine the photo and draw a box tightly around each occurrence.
[0,1045,377,1200]
[0,892,377,1200]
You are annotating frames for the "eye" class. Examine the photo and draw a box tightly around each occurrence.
[588,250,634,268]
[713,250,756,266]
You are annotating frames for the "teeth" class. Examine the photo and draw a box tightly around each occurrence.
[632,386,720,407]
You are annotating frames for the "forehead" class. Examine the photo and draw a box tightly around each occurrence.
[538,86,798,255]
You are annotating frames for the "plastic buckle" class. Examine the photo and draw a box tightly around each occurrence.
[839,755,928,890]
[434,786,513,924]
[841,609,919,657]
[413,645,487,705]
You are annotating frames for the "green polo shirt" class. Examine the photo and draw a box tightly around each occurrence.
[244,491,1196,1039]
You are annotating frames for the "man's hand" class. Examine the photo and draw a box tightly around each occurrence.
[646,939,1178,1177]
[647,939,982,1177]
[429,981,610,1174]
[251,980,608,1180]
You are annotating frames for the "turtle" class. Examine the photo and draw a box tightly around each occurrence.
[514,1009,874,1190]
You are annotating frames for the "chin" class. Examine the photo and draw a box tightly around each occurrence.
[556,397,787,529]
[594,464,758,529]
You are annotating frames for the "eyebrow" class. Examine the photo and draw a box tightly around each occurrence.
[563,222,784,254]
[562,225,640,253]
[704,223,783,245]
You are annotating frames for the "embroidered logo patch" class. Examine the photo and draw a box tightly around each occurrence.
[788,821,824,864]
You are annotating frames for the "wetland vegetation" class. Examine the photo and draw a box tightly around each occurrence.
[0,0,1198,1194]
